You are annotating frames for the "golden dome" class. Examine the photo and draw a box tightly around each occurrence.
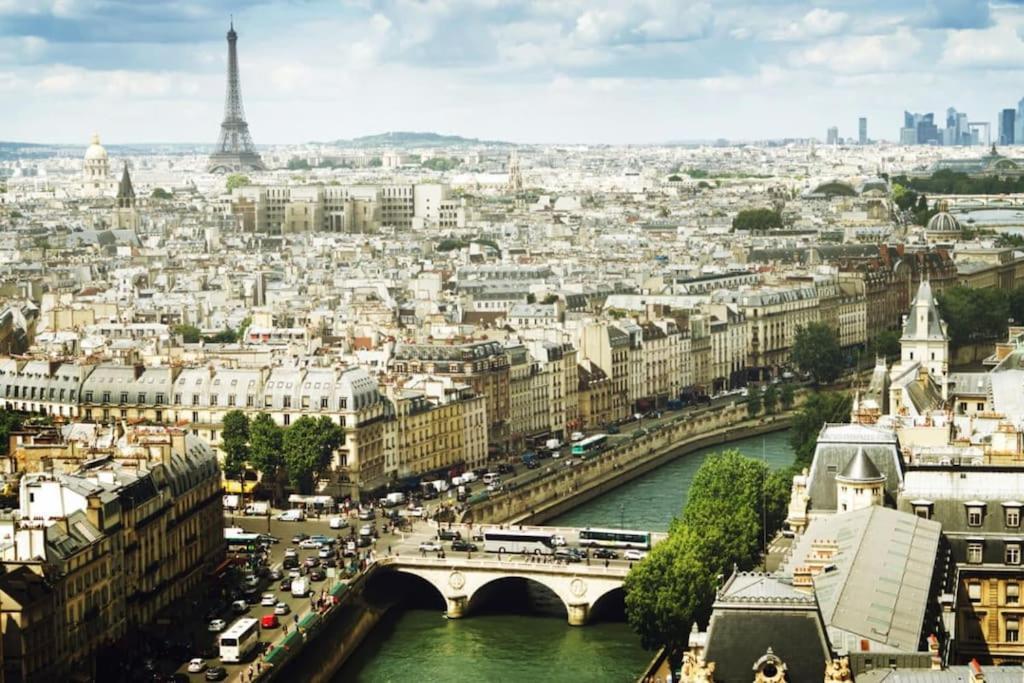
[84,133,108,161]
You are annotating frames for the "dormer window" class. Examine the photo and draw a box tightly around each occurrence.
[911,500,934,520]
[1004,502,1022,528]
[966,502,986,527]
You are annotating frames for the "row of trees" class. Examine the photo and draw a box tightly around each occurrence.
[623,450,792,655]
[221,411,343,495]
[623,389,853,658]
[936,285,1024,348]
[893,169,1024,196]
[173,319,250,345]
[731,208,783,232]
[744,382,795,418]
[891,185,938,226]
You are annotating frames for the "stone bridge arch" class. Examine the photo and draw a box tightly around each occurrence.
[375,557,627,626]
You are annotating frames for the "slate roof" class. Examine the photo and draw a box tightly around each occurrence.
[806,424,904,511]
[837,447,885,483]
[902,280,947,342]
[856,666,1024,683]
[785,507,941,654]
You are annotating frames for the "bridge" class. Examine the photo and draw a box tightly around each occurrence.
[372,555,629,626]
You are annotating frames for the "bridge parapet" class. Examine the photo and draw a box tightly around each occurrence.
[372,555,628,626]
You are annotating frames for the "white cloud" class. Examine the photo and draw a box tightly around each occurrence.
[941,21,1024,68]
[788,28,922,74]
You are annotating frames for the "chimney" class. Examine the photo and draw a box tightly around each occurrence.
[928,634,941,670]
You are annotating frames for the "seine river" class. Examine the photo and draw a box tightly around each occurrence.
[337,429,794,682]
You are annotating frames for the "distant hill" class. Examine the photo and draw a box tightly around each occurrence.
[331,131,512,148]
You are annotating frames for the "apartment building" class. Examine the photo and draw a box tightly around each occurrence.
[578,322,630,423]
[525,340,578,440]
[506,344,550,447]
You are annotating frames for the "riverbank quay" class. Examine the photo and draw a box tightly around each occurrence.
[463,402,794,527]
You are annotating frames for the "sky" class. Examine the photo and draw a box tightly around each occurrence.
[5,0,1024,145]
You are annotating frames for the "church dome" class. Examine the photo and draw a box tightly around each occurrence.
[926,210,960,234]
[84,133,108,161]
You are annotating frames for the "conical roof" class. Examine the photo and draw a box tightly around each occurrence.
[117,162,135,206]
[836,447,884,483]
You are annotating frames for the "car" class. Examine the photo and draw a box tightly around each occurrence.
[279,578,293,591]
[419,541,443,552]
[623,549,647,561]
[525,459,539,469]
[329,516,348,529]
[438,528,461,541]
[231,599,248,614]
[304,555,320,567]
[554,548,583,562]
[274,601,291,615]
[310,534,334,546]
[309,569,326,582]
[261,613,280,629]
[187,658,206,674]
[282,557,298,570]
[357,508,375,521]
[593,548,618,560]
[260,592,276,606]
[404,506,425,518]
[451,539,478,552]
[324,558,338,568]
[497,463,515,474]
[207,618,226,632]
[284,546,298,558]
[605,424,620,434]
[358,524,374,537]
[342,541,357,557]
[258,534,280,545]
[268,568,283,580]
[288,567,301,578]
[204,666,227,681]
[357,535,372,548]
[318,546,332,559]
[276,510,304,522]
[291,533,309,544]
[298,538,320,549]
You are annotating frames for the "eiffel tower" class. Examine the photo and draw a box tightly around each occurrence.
[208,19,265,173]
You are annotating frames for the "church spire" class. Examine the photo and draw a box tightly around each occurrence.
[117,162,135,209]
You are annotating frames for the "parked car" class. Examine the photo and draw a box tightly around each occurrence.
[274,602,291,615]
[260,592,276,607]
[207,619,226,632]
[419,541,443,552]
[451,539,478,552]
[623,549,647,561]
[187,659,206,674]
[284,546,299,558]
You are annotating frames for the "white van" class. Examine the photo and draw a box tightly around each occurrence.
[277,509,305,522]
[482,472,501,485]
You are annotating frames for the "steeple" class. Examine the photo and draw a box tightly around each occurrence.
[117,162,135,209]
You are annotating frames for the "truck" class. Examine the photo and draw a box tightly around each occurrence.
[428,479,450,493]
[384,492,406,507]
[545,438,562,451]
[222,494,240,510]
[244,501,269,516]
[291,577,308,597]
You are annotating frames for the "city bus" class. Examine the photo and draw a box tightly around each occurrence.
[570,434,608,458]
[219,617,260,663]
[578,527,652,550]
[483,529,557,555]
[224,530,261,554]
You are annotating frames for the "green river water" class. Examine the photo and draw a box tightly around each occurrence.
[337,429,795,682]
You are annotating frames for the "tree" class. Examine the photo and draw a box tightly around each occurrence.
[173,324,201,344]
[791,322,843,384]
[225,174,250,192]
[0,410,23,455]
[731,208,783,232]
[746,391,761,418]
[96,230,116,247]
[762,384,778,415]
[367,156,382,167]
[789,391,852,469]
[871,330,901,359]
[937,286,1011,348]
[286,158,311,170]
[249,413,284,479]
[151,187,172,200]
[221,410,250,480]
[282,416,343,493]
[779,383,795,410]
[624,525,717,653]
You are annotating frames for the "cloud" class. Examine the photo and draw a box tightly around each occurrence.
[788,28,923,74]
[769,8,849,41]
[941,20,1024,67]
[912,0,992,30]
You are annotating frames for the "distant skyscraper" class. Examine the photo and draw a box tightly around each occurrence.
[1016,97,1024,145]
[208,20,265,173]
[826,126,839,145]
[858,117,867,145]
[507,149,523,193]
[1000,109,1016,146]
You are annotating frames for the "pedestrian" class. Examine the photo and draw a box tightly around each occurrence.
[388,545,392,555]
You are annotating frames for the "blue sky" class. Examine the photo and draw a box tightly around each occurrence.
[4,0,1024,144]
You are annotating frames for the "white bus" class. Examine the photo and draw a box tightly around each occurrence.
[483,529,557,555]
[219,617,260,663]
[578,527,652,550]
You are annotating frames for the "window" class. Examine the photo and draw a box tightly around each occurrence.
[102,391,111,403]
[968,582,982,602]
[210,395,218,407]
[283,396,292,409]
[321,397,329,409]
[137,392,145,404]
[968,543,984,564]
[302,396,310,409]
[174,393,181,405]
[192,394,200,406]
[283,414,290,426]
[339,397,348,410]
[120,392,128,403]
[191,411,198,423]
[155,393,165,405]
[264,396,272,408]
[1007,616,1020,643]
[228,395,236,407]
[914,506,931,520]
[1007,508,1021,528]
[977,402,985,411]
[959,402,968,413]
[1007,544,1021,565]
[968,506,985,527]
[247,395,255,408]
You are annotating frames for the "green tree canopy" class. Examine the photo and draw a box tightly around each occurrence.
[282,416,343,493]
[151,187,172,200]
[791,322,843,384]
[937,286,1012,348]
[221,410,250,480]
[789,391,852,470]
[731,208,783,232]
[96,230,116,247]
[173,324,201,344]
[746,391,762,418]
[762,384,778,415]
[286,158,311,170]
[0,410,23,455]
[225,174,251,192]
[779,383,796,410]
[871,330,901,359]
[249,413,284,479]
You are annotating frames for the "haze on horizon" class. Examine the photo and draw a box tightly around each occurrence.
[4,0,1024,146]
